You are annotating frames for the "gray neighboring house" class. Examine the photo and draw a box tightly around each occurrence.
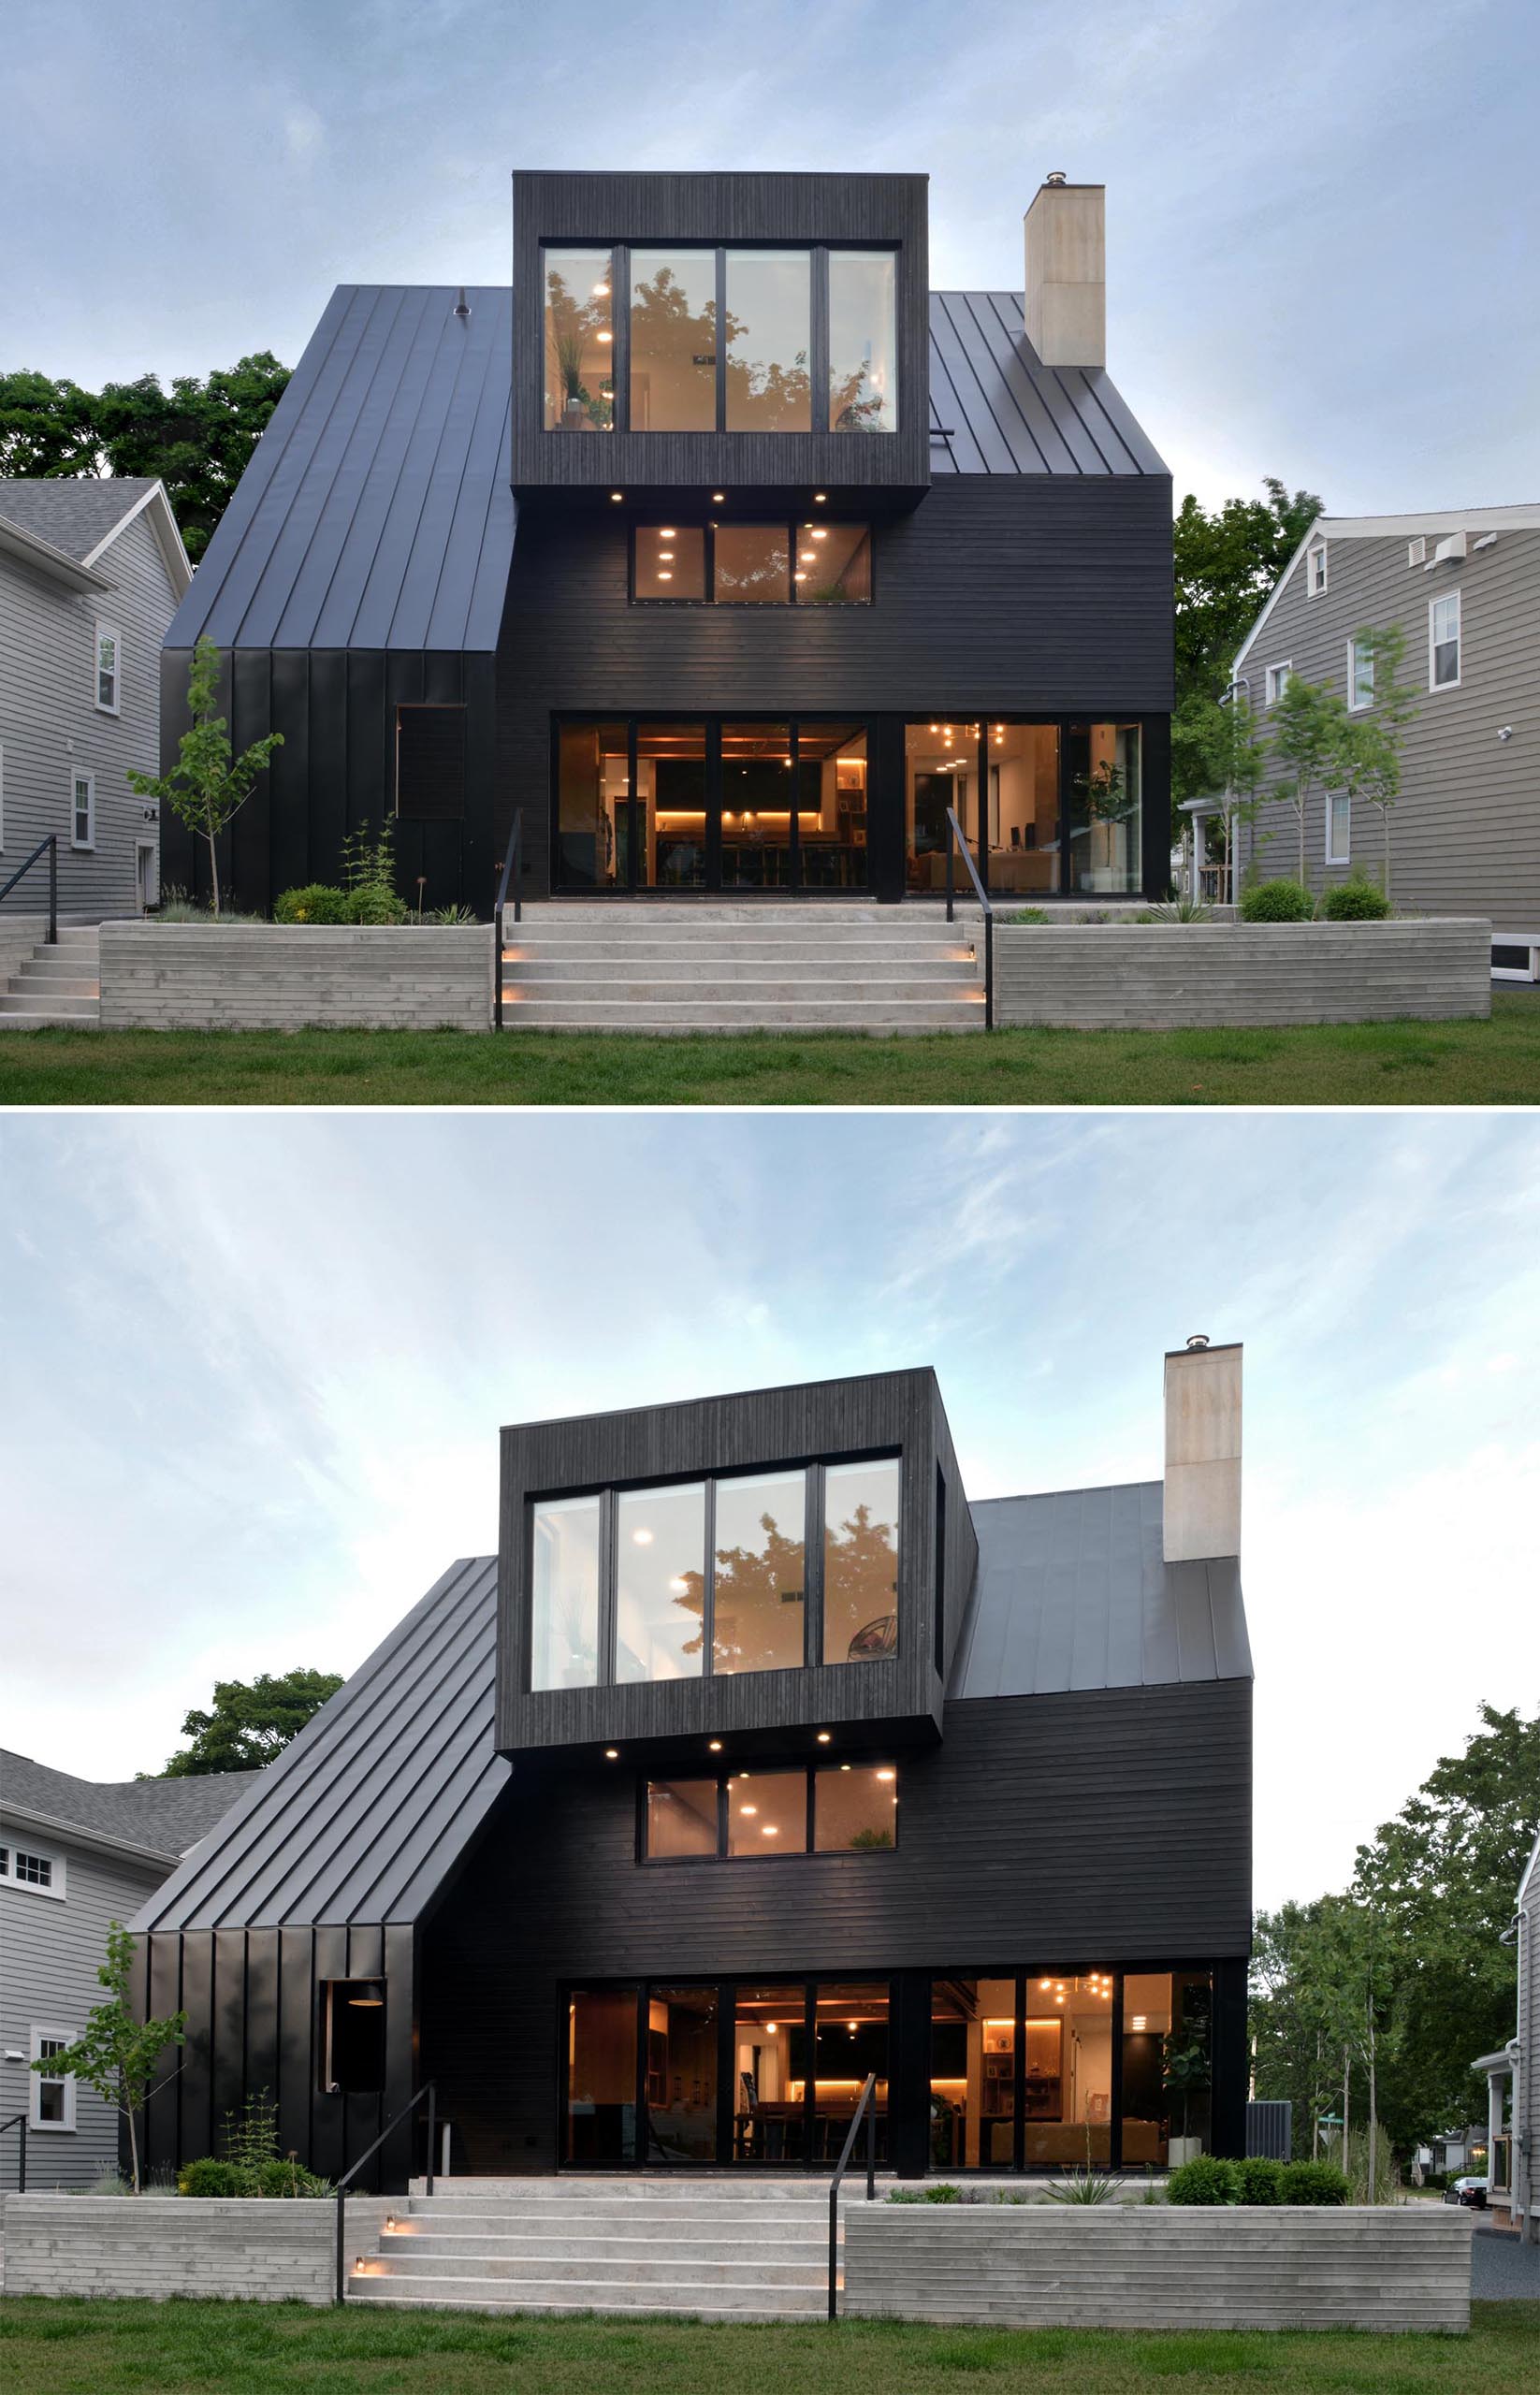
[1476,1824,1539,2243]
[1,1752,257,2189]
[0,478,192,926]
[1228,503,1540,958]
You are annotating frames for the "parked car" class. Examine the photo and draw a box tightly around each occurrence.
[1445,2176,1488,2207]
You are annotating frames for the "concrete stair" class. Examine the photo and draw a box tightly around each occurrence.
[0,928,101,1027]
[346,2176,866,2320]
[500,905,984,1033]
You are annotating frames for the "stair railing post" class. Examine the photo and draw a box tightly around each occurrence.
[945,830,954,924]
[335,2182,346,2305]
[426,2083,437,2196]
[48,836,57,946]
[984,907,994,1031]
[865,2083,876,2201]
[828,2173,838,2321]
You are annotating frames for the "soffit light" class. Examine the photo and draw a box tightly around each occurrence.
[712,491,725,501]
[708,1739,723,1752]
[816,1731,832,1743]
[610,491,623,502]
[604,1748,619,1761]
[814,492,826,502]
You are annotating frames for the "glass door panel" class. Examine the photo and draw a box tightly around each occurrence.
[905,722,981,894]
[734,1985,807,2163]
[930,1977,1016,2170]
[1123,1970,1212,2169]
[814,1981,888,2163]
[797,725,867,889]
[557,721,630,890]
[1024,1970,1113,2168]
[1067,722,1142,895]
[566,1988,637,2163]
[720,722,794,889]
[638,722,707,889]
[987,725,1060,897]
[645,1986,719,2162]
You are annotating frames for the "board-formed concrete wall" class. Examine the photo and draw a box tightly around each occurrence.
[843,2203,1472,2333]
[993,918,1491,1029]
[2,2195,389,2302]
[99,923,492,1031]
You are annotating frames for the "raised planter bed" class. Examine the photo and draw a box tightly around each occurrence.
[1,2193,389,2303]
[98,922,493,1032]
[992,917,1491,1030]
[843,2202,1473,2333]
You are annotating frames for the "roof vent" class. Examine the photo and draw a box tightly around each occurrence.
[453,287,471,320]
[1427,530,1467,569]
[1044,169,1068,186]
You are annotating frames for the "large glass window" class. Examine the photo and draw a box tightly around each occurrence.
[530,1494,601,1691]
[616,1481,705,1683]
[931,1978,1016,2170]
[631,250,717,431]
[823,1457,900,1664]
[714,524,791,604]
[726,252,811,431]
[727,1770,807,1857]
[734,1986,806,2162]
[1123,1970,1213,2169]
[646,1778,719,1860]
[713,1468,806,1668]
[988,723,1061,895]
[544,249,614,432]
[633,524,871,609]
[566,1988,637,2163]
[1066,723,1142,896]
[814,1763,896,1851]
[797,724,868,890]
[634,524,705,601]
[797,521,871,605]
[556,720,630,890]
[720,723,795,891]
[904,722,979,895]
[829,252,897,432]
[638,720,707,890]
[815,1982,889,2161]
[646,1987,719,2162]
[1024,1971,1114,2168]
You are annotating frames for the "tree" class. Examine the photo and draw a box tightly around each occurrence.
[31,1923,185,2192]
[159,1666,343,1776]
[1267,671,1346,886]
[127,637,283,915]
[1172,475,1323,788]
[0,370,100,476]
[1331,625,1417,898]
[1172,689,1266,899]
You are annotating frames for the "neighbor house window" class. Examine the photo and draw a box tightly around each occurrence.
[71,771,94,849]
[396,705,466,821]
[320,1981,385,2094]
[94,622,121,712]
[1430,591,1461,687]
[1326,791,1350,864]
[544,248,614,430]
[1265,663,1292,705]
[530,1493,602,1691]
[645,1764,898,1862]
[4,1845,63,1896]
[632,523,872,607]
[1305,544,1327,597]
[1348,636,1374,711]
[30,2031,75,2130]
[823,1457,901,1665]
[829,251,897,431]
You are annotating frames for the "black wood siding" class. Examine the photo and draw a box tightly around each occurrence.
[422,1675,1252,2174]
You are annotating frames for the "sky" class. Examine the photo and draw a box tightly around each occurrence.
[1,1106,1535,1916]
[6,0,1538,513]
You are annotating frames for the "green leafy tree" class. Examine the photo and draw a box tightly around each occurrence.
[31,1923,185,2192]
[1173,690,1267,898]
[0,370,101,475]
[127,636,283,915]
[160,1666,342,1776]
[1172,477,1323,778]
[1330,624,1417,898]
[1268,671,1347,887]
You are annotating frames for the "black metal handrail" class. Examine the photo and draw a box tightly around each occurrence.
[492,811,523,1030]
[944,806,994,1029]
[335,2081,435,2303]
[0,834,57,945]
[826,2070,879,2321]
[1,2111,27,2194]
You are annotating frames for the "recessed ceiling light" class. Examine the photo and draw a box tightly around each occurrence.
[610,491,623,502]
[800,550,816,562]
[813,492,826,502]
[876,1767,895,1781]
[658,571,673,581]
[592,283,610,298]
[659,527,676,537]
[763,1823,778,1836]
[765,2021,778,2033]
[596,330,613,344]
[712,491,725,501]
[740,1804,758,1816]
[816,1732,832,1744]
[708,1739,722,1752]
[604,1748,619,1760]
[839,1763,851,1772]
[793,571,807,582]
[811,528,827,541]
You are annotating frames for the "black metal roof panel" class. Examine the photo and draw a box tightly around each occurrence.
[163,287,515,656]
[949,1482,1251,1698]
[1,1749,261,1859]
[927,294,1167,477]
[131,1557,508,1932]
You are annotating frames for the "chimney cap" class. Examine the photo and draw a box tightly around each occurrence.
[1185,1333,1210,1350]
[1043,169,1068,186]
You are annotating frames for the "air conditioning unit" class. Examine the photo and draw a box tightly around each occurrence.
[1426,530,1468,568]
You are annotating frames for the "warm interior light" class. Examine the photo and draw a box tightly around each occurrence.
[659,526,676,537]
[839,1763,851,1772]
[876,1767,895,1781]
[1039,1979,1052,1989]
[848,2020,859,2032]
[793,571,807,582]
[604,1748,619,1760]
[811,528,828,541]
[592,282,610,298]
[657,571,673,581]
[347,1994,384,2008]
[816,1732,832,1744]
[740,1803,758,1816]
[596,330,612,343]
[708,1738,722,1752]
[632,1528,654,1545]
[800,550,816,562]
[667,1572,687,1589]
[765,2022,778,2034]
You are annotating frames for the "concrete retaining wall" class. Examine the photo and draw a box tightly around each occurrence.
[2,2194,389,2302]
[993,918,1491,1029]
[843,2203,1473,2333]
[99,923,492,1031]
[0,914,49,984]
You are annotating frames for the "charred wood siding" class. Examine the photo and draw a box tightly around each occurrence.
[423,1675,1253,2174]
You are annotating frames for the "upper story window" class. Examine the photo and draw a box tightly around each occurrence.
[644,1762,899,1862]
[95,622,121,712]
[1348,635,1374,711]
[544,248,616,431]
[1264,662,1292,706]
[829,252,896,432]
[1305,544,1327,597]
[1,1843,65,1898]
[529,1453,900,1691]
[633,521,872,606]
[1430,590,1461,688]
[727,252,812,431]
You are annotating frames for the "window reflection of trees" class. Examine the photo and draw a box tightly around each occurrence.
[545,264,613,430]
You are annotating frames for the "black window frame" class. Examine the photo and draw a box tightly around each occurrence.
[630,518,875,609]
[906,715,1149,902]
[545,241,899,437]
[526,1448,900,1691]
[639,1761,901,1864]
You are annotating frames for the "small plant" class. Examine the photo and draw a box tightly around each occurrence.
[151,886,267,924]
[127,636,283,917]
[1166,2155,1242,2204]
[1236,2156,1286,2204]
[220,2088,281,2179]
[889,2182,962,2203]
[179,2156,249,2199]
[1005,907,1050,924]
[1045,2163,1124,2205]
[1319,874,1391,921]
[428,902,477,925]
[1280,2159,1351,2206]
[274,882,351,923]
[341,822,409,924]
[1149,894,1215,924]
[1239,877,1315,922]
[257,2155,334,2198]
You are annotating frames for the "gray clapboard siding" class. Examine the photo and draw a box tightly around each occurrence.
[0,507,179,922]
[1234,526,1540,933]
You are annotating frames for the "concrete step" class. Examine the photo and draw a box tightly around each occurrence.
[385,2223,825,2253]
[375,2246,824,2286]
[501,1002,982,1033]
[507,959,976,985]
[505,976,978,1004]
[11,972,100,997]
[0,990,100,1018]
[348,2272,823,2318]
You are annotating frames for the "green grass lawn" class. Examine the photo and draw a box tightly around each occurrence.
[0,2301,1533,2395]
[0,996,1536,1106]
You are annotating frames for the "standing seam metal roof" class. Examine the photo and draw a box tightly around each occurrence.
[927,294,1167,477]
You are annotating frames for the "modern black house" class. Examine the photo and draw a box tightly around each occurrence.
[130,1344,1251,2189]
[159,170,1173,916]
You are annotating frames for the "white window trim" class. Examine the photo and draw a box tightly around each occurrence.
[29,2026,78,2132]
[71,768,95,851]
[1429,590,1462,690]
[1346,635,1374,713]
[0,1841,66,1898]
[1265,661,1293,705]
[1326,790,1351,865]
[1306,542,1328,596]
[94,619,122,716]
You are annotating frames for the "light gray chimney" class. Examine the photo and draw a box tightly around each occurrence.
[1162,1337,1242,1562]
[1024,174,1106,368]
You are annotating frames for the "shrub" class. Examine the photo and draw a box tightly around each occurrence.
[346,884,411,925]
[1005,907,1049,925]
[1239,878,1315,922]
[1166,2155,1241,2205]
[1280,2159,1351,2206]
[178,2157,251,2199]
[1236,2157,1285,2205]
[257,2156,334,2198]
[1319,874,1391,921]
[1149,895,1215,924]
[428,903,477,925]
[274,882,351,923]
[890,2182,962,2203]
